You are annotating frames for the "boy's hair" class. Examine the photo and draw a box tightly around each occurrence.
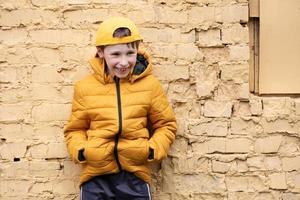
[96,27,140,54]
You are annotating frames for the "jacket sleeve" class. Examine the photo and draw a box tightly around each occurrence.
[64,83,89,164]
[148,79,177,162]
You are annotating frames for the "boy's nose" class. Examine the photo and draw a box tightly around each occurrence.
[120,56,128,66]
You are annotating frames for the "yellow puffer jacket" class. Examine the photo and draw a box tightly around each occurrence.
[64,48,177,185]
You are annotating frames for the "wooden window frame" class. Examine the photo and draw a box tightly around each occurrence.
[249,0,300,95]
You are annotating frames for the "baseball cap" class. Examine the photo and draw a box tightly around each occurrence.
[95,16,143,46]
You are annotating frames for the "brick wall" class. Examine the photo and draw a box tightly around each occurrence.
[1,0,300,199]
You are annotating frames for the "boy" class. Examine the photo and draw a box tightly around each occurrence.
[64,16,177,200]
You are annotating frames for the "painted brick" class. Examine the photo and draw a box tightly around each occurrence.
[190,120,228,137]
[222,24,249,44]
[31,0,64,7]
[282,157,300,171]
[64,9,109,26]
[282,193,300,200]
[173,174,226,193]
[0,9,59,27]
[127,6,157,24]
[32,103,71,121]
[212,160,230,173]
[176,43,203,61]
[0,29,28,45]
[0,103,31,122]
[204,100,233,118]
[220,64,248,84]
[153,65,189,81]
[229,45,250,61]
[254,136,283,153]
[215,5,248,23]
[230,118,263,135]
[173,157,209,174]
[264,157,282,171]
[53,180,77,194]
[269,173,287,189]
[225,176,267,192]
[0,161,30,179]
[197,29,222,47]
[157,7,188,24]
[29,161,60,177]
[31,65,64,83]
[286,172,300,191]
[46,142,68,159]
[263,98,292,116]
[261,119,297,134]
[296,100,300,115]
[226,138,252,153]
[0,180,32,196]
[188,7,215,26]
[29,30,90,46]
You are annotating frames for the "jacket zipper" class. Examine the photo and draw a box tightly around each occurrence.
[114,77,122,171]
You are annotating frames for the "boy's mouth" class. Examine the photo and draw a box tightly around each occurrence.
[116,67,129,73]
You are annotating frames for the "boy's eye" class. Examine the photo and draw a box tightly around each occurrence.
[127,51,136,55]
[111,52,120,56]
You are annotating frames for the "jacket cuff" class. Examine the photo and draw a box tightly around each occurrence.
[78,148,86,162]
[74,146,87,164]
[147,142,158,162]
[148,147,154,160]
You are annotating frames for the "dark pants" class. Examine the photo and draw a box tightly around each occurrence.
[80,171,151,200]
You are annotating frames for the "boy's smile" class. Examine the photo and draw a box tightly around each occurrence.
[97,44,138,79]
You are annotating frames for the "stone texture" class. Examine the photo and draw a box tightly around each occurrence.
[188,6,215,28]
[263,98,292,116]
[174,174,226,194]
[220,64,248,84]
[31,103,71,121]
[229,45,249,61]
[282,193,300,200]
[0,142,27,160]
[197,29,222,47]
[269,173,288,189]
[212,160,230,173]
[249,98,263,116]
[225,176,267,192]
[264,157,282,171]
[286,172,300,191]
[29,30,90,46]
[222,24,249,44]
[254,136,283,153]
[204,100,233,118]
[157,7,188,24]
[215,5,248,23]
[0,29,28,46]
[295,100,300,115]
[226,138,252,153]
[282,157,300,171]
[153,65,189,81]
[189,119,228,136]
[29,161,60,177]
[0,9,59,27]
[230,117,263,135]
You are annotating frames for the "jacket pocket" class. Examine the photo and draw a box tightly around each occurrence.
[118,138,149,165]
[85,141,114,168]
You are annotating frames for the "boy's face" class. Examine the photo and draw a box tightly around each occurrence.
[97,44,137,79]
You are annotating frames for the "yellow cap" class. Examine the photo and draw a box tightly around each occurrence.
[95,17,143,46]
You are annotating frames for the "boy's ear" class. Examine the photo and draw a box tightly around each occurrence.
[96,47,104,58]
